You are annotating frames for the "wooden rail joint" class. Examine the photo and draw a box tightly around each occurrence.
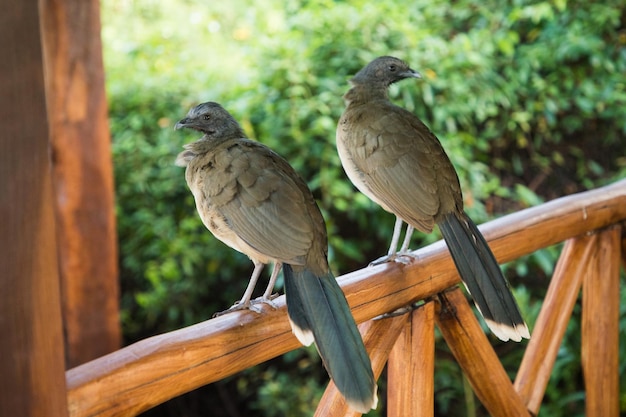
[65,179,626,417]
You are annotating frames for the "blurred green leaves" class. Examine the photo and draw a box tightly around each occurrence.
[103,0,626,415]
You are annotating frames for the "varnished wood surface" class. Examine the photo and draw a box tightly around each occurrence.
[387,302,435,417]
[581,226,621,417]
[436,288,531,417]
[514,234,594,413]
[0,1,68,415]
[314,316,408,417]
[40,0,121,367]
[66,179,626,416]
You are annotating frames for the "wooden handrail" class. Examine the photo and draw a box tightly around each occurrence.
[66,179,626,416]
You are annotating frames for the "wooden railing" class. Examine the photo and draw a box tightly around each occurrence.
[66,179,626,416]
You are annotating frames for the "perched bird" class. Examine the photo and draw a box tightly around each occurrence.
[336,56,529,342]
[175,102,377,412]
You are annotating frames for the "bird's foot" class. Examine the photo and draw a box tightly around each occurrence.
[213,294,280,318]
[250,294,280,310]
[369,251,416,266]
[212,301,251,318]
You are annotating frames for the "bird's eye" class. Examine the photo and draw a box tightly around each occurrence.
[203,115,210,120]
[388,64,397,72]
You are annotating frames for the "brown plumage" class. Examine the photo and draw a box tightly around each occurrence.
[337,56,529,342]
[176,102,377,411]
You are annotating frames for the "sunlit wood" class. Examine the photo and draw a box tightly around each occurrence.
[387,302,435,417]
[514,234,595,414]
[40,0,121,367]
[1,1,68,414]
[436,288,530,416]
[582,226,621,417]
[314,316,408,417]
[66,180,626,416]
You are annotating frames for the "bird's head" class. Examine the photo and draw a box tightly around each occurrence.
[350,56,421,87]
[175,102,244,139]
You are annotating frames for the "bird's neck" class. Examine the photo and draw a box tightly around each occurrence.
[185,134,241,155]
[343,83,389,106]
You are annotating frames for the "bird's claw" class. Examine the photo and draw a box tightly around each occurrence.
[369,251,416,266]
[212,295,279,318]
[212,301,251,318]
[251,294,279,309]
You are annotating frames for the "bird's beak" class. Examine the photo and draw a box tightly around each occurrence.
[174,119,189,130]
[404,69,422,79]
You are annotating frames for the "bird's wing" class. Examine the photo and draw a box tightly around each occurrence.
[339,103,459,232]
[196,139,322,265]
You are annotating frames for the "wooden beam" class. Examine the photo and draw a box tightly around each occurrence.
[582,226,621,416]
[0,0,68,415]
[66,179,626,416]
[39,0,121,368]
[514,235,594,414]
[314,316,407,416]
[388,302,435,417]
[435,288,530,416]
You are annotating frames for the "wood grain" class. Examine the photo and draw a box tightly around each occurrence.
[0,1,68,414]
[387,301,435,417]
[66,179,626,416]
[314,316,408,416]
[582,226,621,417]
[435,288,530,416]
[514,234,595,414]
[40,0,121,367]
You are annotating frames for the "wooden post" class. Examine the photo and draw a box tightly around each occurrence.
[39,0,121,367]
[0,0,68,415]
[388,302,435,417]
[435,288,530,417]
[582,226,621,416]
[514,235,594,414]
[314,316,407,417]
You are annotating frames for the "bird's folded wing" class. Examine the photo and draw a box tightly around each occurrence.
[204,140,319,265]
[343,108,448,232]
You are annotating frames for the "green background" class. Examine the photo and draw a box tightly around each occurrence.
[102,0,626,415]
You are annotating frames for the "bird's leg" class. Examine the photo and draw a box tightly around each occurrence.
[214,260,265,317]
[399,225,414,253]
[261,261,281,299]
[370,217,415,265]
[390,225,417,264]
[386,216,404,257]
[369,217,403,266]
[250,261,281,309]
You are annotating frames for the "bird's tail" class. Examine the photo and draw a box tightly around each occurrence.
[283,264,378,413]
[438,211,530,342]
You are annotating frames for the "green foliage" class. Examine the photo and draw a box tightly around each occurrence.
[103,0,626,415]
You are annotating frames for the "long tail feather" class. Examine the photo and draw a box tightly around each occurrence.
[438,212,530,342]
[283,264,378,412]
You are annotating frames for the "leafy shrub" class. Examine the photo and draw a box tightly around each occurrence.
[103,0,626,415]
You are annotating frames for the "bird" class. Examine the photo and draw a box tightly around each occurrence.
[175,101,377,412]
[336,56,530,342]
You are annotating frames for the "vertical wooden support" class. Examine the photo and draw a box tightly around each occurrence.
[582,226,621,416]
[387,302,435,417]
[39,0,121,367]
[315,316,407,416]
[514,235,595,414]
[0,0,68,415]
[621,235,626,271]
[436,288,530,417]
